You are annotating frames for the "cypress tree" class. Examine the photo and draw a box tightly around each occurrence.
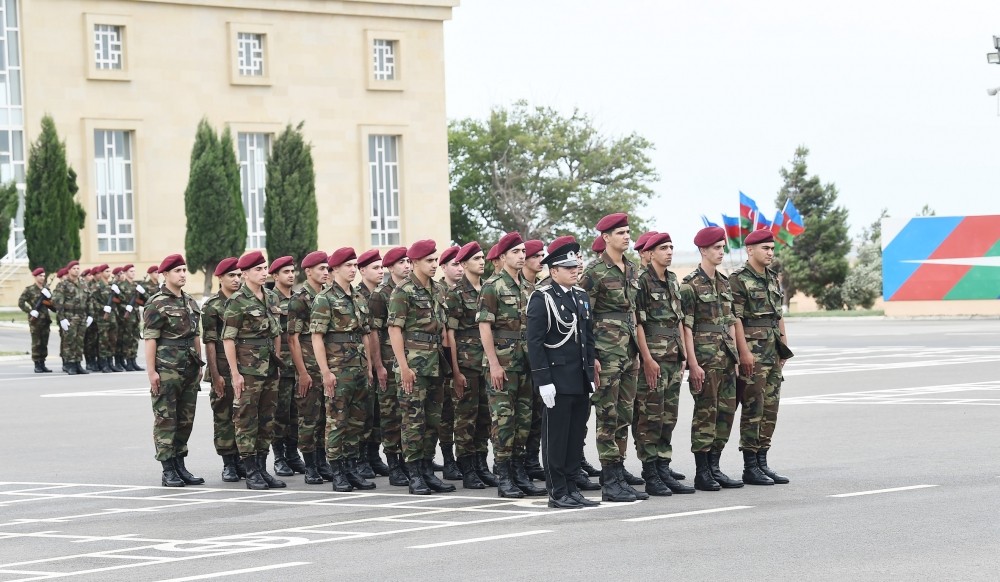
[264,122,317,276]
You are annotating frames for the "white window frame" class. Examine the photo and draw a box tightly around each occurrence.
[228,23,272,86]
[0,0,26,261]
[365,30,404,91]
[93,24,123,70]
[372,39,396,81]
[85,14,130,81]
[238,132,270,250]
[236,32,265,77]
[93,129,135,253]
[368,135,401,247]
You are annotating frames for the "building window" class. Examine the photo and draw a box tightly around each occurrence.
[236,32,264,77]
[0,0,26,260]
[372,39,396,81]
[238,132,269,249]
[369,135,400,247]
[93,24,123,70]
[94,130,135,253]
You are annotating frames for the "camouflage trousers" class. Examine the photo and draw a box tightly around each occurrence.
[738,363,783,451]
[209,367,237,456]
[97,313,118,358]
[60,315,85,362]
[233,372,279,458]
[84,321,98,362]
[294,369,325,453]
[362,378,382,446]
[690,365,737,453]
[150,357,201,461]
[117,315,140,358]
[439,380,455,446]
[486,370,532,462]
[398,374,444,463]
[633,359,684,462]
[325,366,369,462]
[379,353,403,454]
[526,387,543,456]
[453,367,492,458]
[592,352,639,465]
[29,320,50,361]
[274,375,299,442]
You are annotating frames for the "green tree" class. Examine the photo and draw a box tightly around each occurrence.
[842,209,888,310]
[774,146,851,310]
[449,100,659,243]
[0,182,19,251]
[24,115,85,272]
[264,122,317,277]
[184,119,246,295]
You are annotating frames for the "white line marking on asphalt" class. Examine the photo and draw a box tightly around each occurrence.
[621,505,754,522]
[829,485,939,498]
[409,530,552,549]
[155,562,311,581]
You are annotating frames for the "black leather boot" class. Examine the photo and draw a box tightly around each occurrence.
[708,450,744,488]
[344,458,376,490]
[257,453,287,488]
[123,357,137,371]
[161,460,184,487]
[40,360,52,373]
[100,357,112,373]
[574,468,602,491]
[74,362,89,375]
[272,442,294,477]
[458,455,486,489]
[355,449,376,479]
[316,451,335,482]
[387,453,409,487]
[600,464,636,502]
[129,358,145,372]
[422,459,457,493]
[616,463,649,500]
[406,461,431,495]
[668,465,686,480]
[511,457,547,496]
[66,361,78,375]
[110,355,125,372]
[368,443,390,477]
[33,360,45,373]
[757,449,790,484]
[173,456,205,485]
[221,454,240,482]
[693,452,720,491]
[475,452,499,487]
[580,456,601,477]
[329,459,353,492]
[236,456,247,479]
[742,450,774,485]
[621,465,645,486]
[441,443,463,480]
[656,459,695,494]
[429,457,444,472]
[524,449,546,481]
[302,451,324,485]
[495,460,525,498]
[641,461,672,496]
[569,490,601,507]
[285,439,306,474]
[243,455,268,490]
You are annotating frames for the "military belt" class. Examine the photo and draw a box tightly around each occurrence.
[324,331,363,344]
[743,317,779,328]
[493,329,526,341]
[454,328,481,339]
[643,323,680,338]
[693,324,726,333]
[235,337,271,346]
[158,337,195,347]
[405,331,440,345]
[595,311,635,325]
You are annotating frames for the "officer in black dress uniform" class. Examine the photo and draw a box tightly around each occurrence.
[526,237,599,509]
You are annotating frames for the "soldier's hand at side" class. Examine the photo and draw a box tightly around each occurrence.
[490,366,507,392]
[297,374,312,398]
[401,366,416,394]
[779,359,786,369]
[29,310,38,319]
[643,357,660,389]
[233,374,245,399]
[323,370,337,397]
[689,364,705,393]
[376,365,388,391]
[149,372,161,396]
[739,351,755,377]
[85,316,94,327]
[60,319,70,331]
[212,375,225,398]
[454,372,467,399]
[593,360,602,389]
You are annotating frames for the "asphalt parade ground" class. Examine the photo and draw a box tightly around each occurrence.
[0,319,998,581]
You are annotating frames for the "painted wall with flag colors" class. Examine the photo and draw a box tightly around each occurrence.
[882,215,1000,301]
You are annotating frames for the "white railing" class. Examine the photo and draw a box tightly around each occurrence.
[0,238,28,286]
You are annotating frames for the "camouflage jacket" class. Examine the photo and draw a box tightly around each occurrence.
[579,251,639,359]
[92,280,119,321]
[142,288,202,366]
[637,265,685,362]
[369,279,400,363]
[729,262,783,365]
[270,287,296,377]
[388,274,446,377]
[475,269,529,372]
[19,284,52,323]
[221,283,281,377]
[53,279,87,319]
[680,266,737,368]
[200,292,231,376]
[357,282,375,302]
[447,274,485,372]
[116,280,134,320]
[309,282,370,369]
[287,283,322,375]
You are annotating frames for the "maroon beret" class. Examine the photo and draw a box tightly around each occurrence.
[407,239,436,260]
[485,245,500,261]
[358,249,382,268]
[122,264,134,272]
[214,257,240,277]
[94,263,109,274]
[644,232,673,250]
[112,267,122,275]
[57,268,67,278]
[329,247,358,267]
[300,251,328,270]
[634,231,658,252]
[745,229,775,246]
[693,226,726,248]
[382,246,408,267]
[546,235,577,257]
[237,250,266,271]
[496,231,524,256]
[591,236,606,254]
[80,267,90,277]
[595,213,628,233]
[439,245,461,265]
[65,260,79,269]
[456,241,482,263]
[268,255,294,274]
[147,265,158,274]
[523,239,545,257]
[31,267,45,276]
[158,254,186,274]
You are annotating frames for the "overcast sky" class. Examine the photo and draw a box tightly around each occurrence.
[443,0,1000,250]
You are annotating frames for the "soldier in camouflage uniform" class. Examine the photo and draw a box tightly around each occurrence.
[520,239,548,482]
[355,249,391,478]
[435,245,464,481]
[82,268,100,371]
[368,247,412,487]
[53,261,90,375]
[634,232,695,496]
[19,267,54,373]
[286,251,331,485]
[222,251,286,490]
[578,213,648,503]
[730,229,790,485]
[142,254,205,487]
[92,265,125,373]
[144,266,161,292]
[388,240,457,495]
[446,242,499,490]
[310,247,377,492]
[267,256,303,478]
[680,226,743,491]
[477,232,546,498]
[117,265,145,371]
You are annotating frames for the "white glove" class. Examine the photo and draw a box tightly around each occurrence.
[103,305,112,313]
[29,310,38,318]
[539,384,556,408]
[111,284,120,294]
[591,382,596,391]
[41,288,51,299]
[125,305,133,313]
[60,319,70,331]
[135,284,145,294]
[86,316,94,327]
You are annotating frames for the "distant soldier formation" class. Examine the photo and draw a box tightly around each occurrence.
[20,214,792,507]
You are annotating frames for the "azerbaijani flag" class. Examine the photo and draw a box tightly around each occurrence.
[770,210,784,237]
[701,214,720,227]
[739,191,758,239]
[721,213,742,249]
[776,200,805,246]
[755,211,772,231]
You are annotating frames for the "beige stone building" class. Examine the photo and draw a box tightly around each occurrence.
[0,0,458,302]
